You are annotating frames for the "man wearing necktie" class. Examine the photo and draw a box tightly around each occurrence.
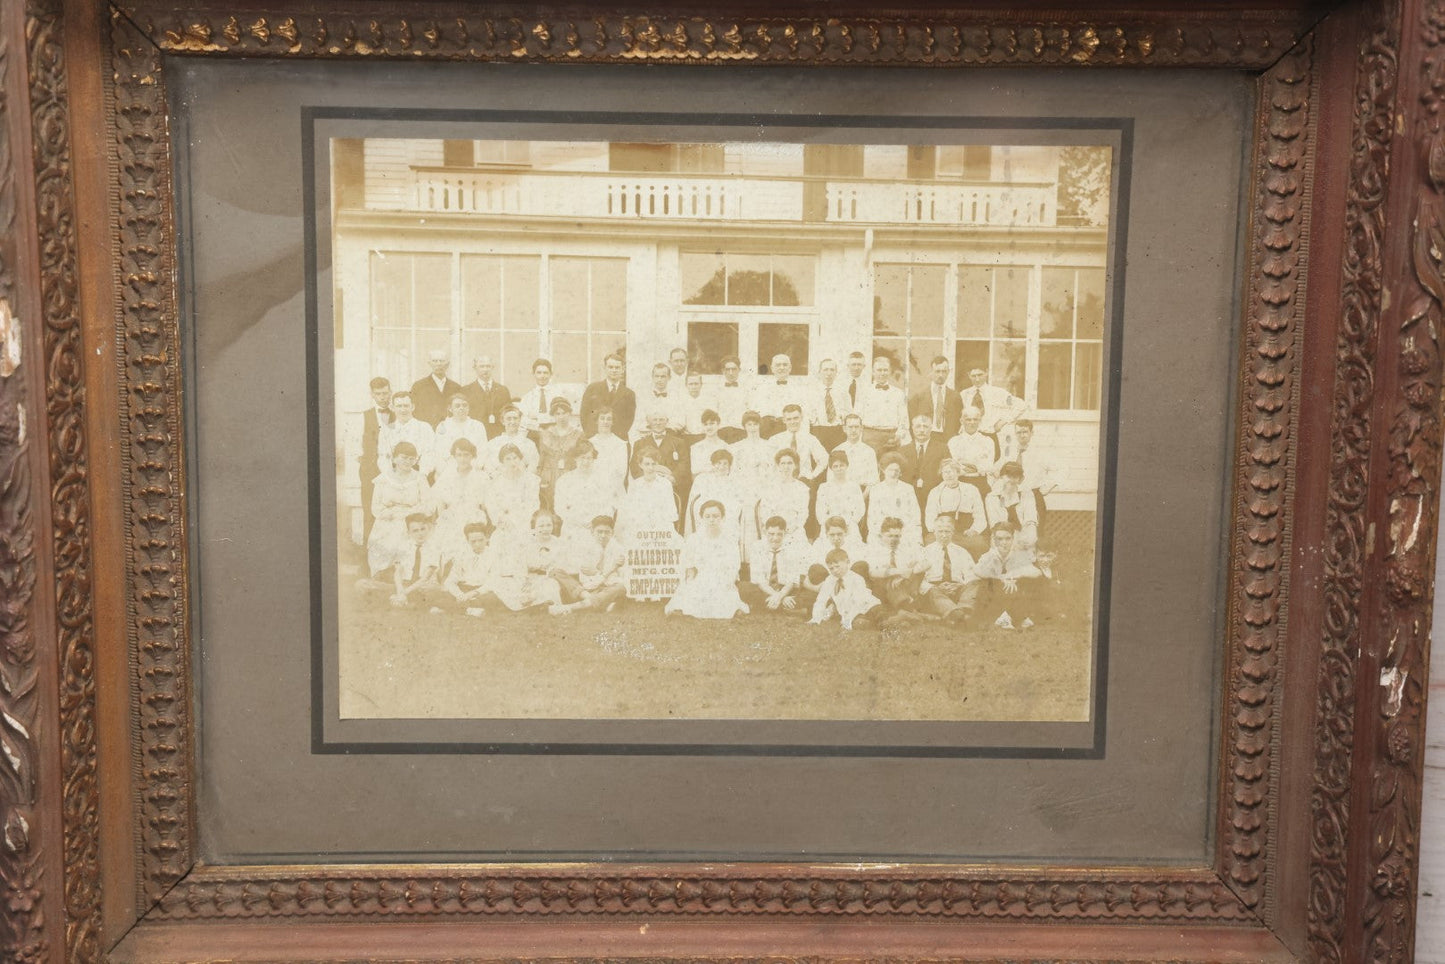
[963,365,1027,439]
[580,352,637,437]
[460,354,513,440]
[862,517,926,620]
[809,358,848,452]
[520,358,571,438]
[919,514,980,622]
[896,414,950,508]
[908,356,962,439]
[742,515,813,613]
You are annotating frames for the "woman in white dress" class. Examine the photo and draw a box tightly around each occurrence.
[367,440,432,577]
[685,447,744,543]
[430,437,490,560]
[484,443,541,544]
[754,448,810,546]
[865,453,923,546]
[729,410,775,540]
[664,500,749,619]
[586,408,631,494]
[554,440,621,540]
[813,451,865,541]
[616,449,679,537]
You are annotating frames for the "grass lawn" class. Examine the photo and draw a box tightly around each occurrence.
[337,578,1096,722]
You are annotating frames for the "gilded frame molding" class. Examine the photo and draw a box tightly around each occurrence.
[3,0,1441,961]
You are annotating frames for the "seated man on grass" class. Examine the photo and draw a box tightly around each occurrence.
[741,515,813,615]
[861,516,928,624]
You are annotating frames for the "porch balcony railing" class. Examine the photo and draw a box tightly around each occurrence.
[403,168,1058,227]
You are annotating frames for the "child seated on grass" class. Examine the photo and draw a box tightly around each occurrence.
[808,548,883,630]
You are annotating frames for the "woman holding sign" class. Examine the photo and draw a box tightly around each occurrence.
[665,500,749,620]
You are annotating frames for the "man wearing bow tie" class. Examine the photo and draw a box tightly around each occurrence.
[634,361,683,438]
[749,353,809,438]
[460,354,512,440]
[580,352,636,438]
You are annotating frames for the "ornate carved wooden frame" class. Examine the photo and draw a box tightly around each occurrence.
[1,0,1441,960]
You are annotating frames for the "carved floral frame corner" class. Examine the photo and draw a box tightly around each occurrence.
[1,0,1441,961]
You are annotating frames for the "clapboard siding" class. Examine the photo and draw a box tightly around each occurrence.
[364,139,441,210]
[1028,419,1101,510]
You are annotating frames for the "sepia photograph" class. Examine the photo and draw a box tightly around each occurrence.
[327,133,1114,723]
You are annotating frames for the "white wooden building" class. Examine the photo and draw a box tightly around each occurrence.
[332,138,1111,515]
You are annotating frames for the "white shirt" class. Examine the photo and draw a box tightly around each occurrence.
[947,431,1000,478]
[809,569,881,629]
[960,382,1027,434]
[985,487,1040,533]
[680,389,718,435]
[748,539,807,591]
[554,468,622,535]
[772,429,829,482]
[635,389,683,436]
[748,379,810,423]
[377,417,436,477]
[518,384,571,433]
[863,539,925,579]
[924,482,988,535]
[690,436,731,477]
[482,431,540,477]
[814,478,865,533]
[855,383,909,438]
[808,533,868,570]
[919,539,977,591]
[809,379,851,428]
[587,432,630,492]
[832,439,880,488]
[431,417,489,474]
[1015,445,1060,496]
[865,479,922,539]
[713,383,749,428]
[446,545,498,594]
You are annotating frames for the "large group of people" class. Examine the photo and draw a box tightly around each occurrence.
[353,346,1069,631]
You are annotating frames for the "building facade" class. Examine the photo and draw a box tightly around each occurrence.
[332,137,1111,521]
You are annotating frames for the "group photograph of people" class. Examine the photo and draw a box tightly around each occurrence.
[329,134,1110,722]
[337,345,1100,723]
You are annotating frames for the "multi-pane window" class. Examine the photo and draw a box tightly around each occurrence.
[680,252,816,308]
[459,255,542,391]
[548,257,628,383]
[369,251,452,390]
[1038,267,1105,411]
[873,263,946,394]
[956,265,1029,399]
[370,253,629,392]
[681,252,817,375]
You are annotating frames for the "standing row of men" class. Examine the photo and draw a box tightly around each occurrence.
[383,346,1027,443]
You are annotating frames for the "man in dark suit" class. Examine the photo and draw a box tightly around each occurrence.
[893,414,951,509]
[907,355,963,440]
[410,349,462,426]
[580,352,636,438]
[459,354,512,440]
[630,411,692,497]
[359,376,393,543]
